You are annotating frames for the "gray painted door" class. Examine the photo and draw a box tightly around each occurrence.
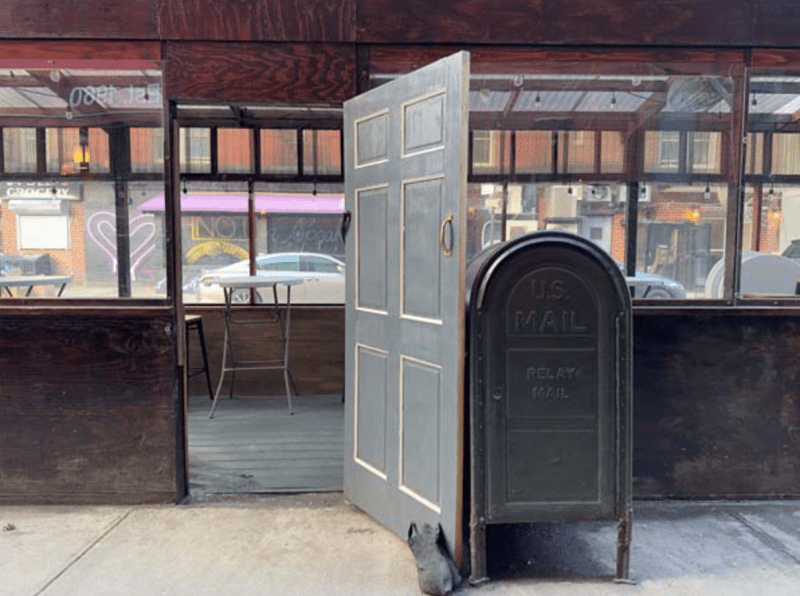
[343,51,469,566]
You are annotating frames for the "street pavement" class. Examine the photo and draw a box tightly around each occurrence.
[2,494,800,596]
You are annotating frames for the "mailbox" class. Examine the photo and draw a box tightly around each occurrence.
[467,230,632,583]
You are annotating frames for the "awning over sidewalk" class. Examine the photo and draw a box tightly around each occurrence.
[139,193,344,214]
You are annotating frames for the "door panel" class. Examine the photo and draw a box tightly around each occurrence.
[344,51,469,566]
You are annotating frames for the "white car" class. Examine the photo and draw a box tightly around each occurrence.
[195,252,345,304]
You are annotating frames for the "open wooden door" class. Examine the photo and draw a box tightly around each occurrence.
[343,51,470,567]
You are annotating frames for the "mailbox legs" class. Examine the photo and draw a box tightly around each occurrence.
[615,509,633,582]
[468,517,489,585]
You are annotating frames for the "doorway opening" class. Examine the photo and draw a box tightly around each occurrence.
[170,103,347,499]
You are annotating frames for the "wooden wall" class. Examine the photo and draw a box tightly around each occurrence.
[2,0,800,48]
[164,42,357,104]
[634,311,800,498]
[0,310,179,504]
[185,306,345,402]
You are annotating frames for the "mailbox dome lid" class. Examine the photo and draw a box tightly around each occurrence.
[467,230,630,313]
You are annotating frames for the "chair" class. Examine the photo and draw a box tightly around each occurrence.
[185,314,214,400]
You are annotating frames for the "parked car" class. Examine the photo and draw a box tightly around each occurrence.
[617,261,687,299]
[195,252,345,304]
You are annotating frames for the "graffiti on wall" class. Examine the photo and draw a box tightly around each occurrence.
[86,211,156,281]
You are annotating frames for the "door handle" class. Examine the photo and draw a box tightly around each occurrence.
[440,214,454,257]
[341,211,352,243]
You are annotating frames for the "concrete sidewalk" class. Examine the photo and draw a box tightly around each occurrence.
[3,495,800,596]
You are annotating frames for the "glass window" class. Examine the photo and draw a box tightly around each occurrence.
[515,131,552,174]
[466,182,627,266]
[558,131,595,173]
[645,131,680,173]
[179,127,211,173]
[3,128,37,173]
[0,66,165,300]
[181,180,345,305]
[471,130,510,174]
[637,182,726,298]
[130,128,164,174]
[740,74,800,297]
[260,129,298,174]
[45,127,110,175]
[218,128,253,174]
[303,129,341,176]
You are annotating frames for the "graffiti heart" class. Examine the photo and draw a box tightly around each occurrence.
[86,211,156,281]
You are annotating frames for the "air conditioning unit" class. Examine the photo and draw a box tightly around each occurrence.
[583,184,613,202]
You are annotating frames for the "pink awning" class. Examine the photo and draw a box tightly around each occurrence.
[139,193,344,214]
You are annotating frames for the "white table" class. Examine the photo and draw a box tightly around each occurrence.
[208,276,303,418]
[0,275,71,297]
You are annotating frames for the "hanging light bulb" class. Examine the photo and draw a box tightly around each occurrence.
[567,182,573,196]
[610,92,617,107]
[534,91,542,105]
[704,181,711,200]
[751,94,758,107]
[182,179,187,194]
[769,182,775,196]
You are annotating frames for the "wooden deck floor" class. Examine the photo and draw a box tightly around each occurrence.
[187,394,344,497]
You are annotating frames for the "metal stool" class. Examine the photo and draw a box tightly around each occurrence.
[185,314,214,400]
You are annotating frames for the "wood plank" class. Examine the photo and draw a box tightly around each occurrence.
[634,314,800,498]
[356,0,753,46]
[185,307,344,397]
[0,40,160,63]
[0,313,178,504]
[160,0,355,42]
[186,395,344,495]
[164,42,357,104]
[366,46,746,76]
[0,0,157,39]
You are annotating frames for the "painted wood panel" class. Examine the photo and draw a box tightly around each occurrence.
[0,312,177,504]
[160,0,355,42]
[165,42,356,104]
[0,0,157,39]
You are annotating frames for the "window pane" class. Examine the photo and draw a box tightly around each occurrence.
[183,181,345,305]
[130,128,164,174]
[688,131,721,175]
[558,131,595,174]
[303,129,341,176]
[218,128,253,174]
[260,129,298,174]
[45,128,109,175]
[739,183,800,297]
[0,67,165,300]
[3,127,37,173]
[472,130,510,174]
[515,131,552,174]
[745,132,764,175]
[467,182,627,265]
[600,131,625,174]
[644,130,680,173]
[179,127,211,173]
[772,134,800,176]
[637,182,726,298]
[742,75,800,297]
